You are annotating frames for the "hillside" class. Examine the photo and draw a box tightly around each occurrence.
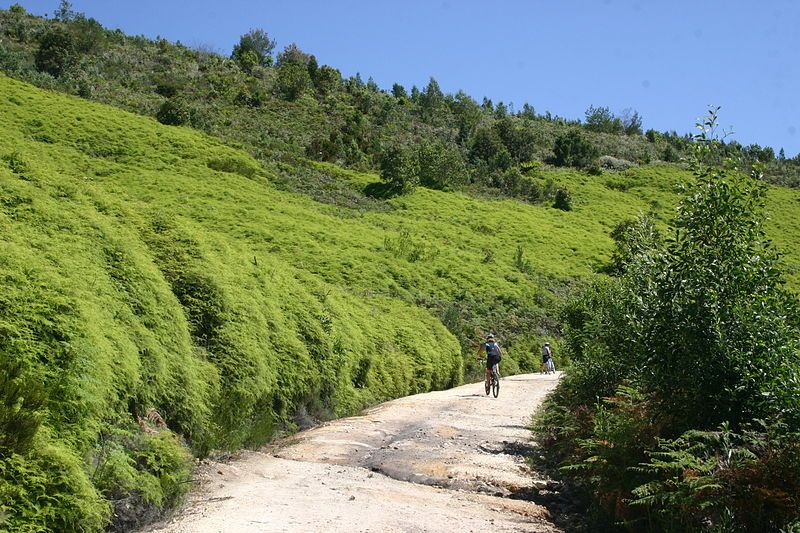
[2,72,800,531]
[1,4,798,532]
[2,3,800,197]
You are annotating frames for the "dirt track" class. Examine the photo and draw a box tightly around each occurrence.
[145,372,563,532]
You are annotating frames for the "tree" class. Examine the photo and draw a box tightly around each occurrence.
[620,108,643,136]
[34,27,76,77]
[585,105,623,134]
[53,0,75,22]
[69,15,106,54]
[520,103,536,120]
[418,77,444,119]
[494,117,535,162]
[276,62,312,100]
[450,91,482,144]
[416,142,468,190]
[606,214,661,275]
[380,146,418,193]
[470,126,512,170]
[231,28,276,70]
[552,129,599,168]
[391,83,407,99]
[634,115,800,429]
[276,42,312,66]
[313,65,341,96]
[366,76,379,93]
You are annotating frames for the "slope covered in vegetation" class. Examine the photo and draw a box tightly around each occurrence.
[1,2,799,199]
[534,124,800,532]
[2,71,800,531]
[2,5,800,532]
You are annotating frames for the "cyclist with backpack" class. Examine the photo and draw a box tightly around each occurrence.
[477,333,503,384]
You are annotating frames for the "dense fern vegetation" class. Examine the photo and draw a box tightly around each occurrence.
[1,4,799,532]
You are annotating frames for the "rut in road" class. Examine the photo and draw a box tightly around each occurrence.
[145,372,565,533]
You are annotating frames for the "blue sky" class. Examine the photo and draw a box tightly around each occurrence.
[5,0,799,155]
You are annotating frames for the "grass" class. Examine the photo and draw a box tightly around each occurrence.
[1,73,799,530]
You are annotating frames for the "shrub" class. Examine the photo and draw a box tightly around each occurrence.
[156,98,191,126]
[513,244,531,273]
[599,155,636,171]
[34,27,76,77]
[0,358,45,455]
[153,74,185,98]
[534,111,800,531]
[631,422,800,532]
[553,187,572,210]
[2,152,31,178]
[276,62,312,100]
[207,156,258,178]
[379,145,418,193]
[0,441,111,532]
[552,129,599,169]
[416,142,468,190]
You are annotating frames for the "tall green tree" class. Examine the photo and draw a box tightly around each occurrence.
[585,105,623,134]
[380,145,418,193]
[34,27,76,77]
[231,28,276,70]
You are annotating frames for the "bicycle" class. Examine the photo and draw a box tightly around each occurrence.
[484,363,500,398]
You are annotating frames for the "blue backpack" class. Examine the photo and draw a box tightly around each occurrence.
[485,342,501,360]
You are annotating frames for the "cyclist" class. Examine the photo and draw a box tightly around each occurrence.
[541,342,555,374]
[477,334,503,384]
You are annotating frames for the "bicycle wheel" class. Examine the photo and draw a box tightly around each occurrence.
[492,371,500,398]
[484,374,491,395]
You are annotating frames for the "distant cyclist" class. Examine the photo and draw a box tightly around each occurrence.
[541,342,555,374]
[477,334,503,383]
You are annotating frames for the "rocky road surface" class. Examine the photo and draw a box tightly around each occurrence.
[145,372,564,532]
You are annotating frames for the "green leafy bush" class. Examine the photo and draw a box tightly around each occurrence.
[277,62,312,100]
[156,98,191,126]
[534,111,800,531]
[553,187,572,210]
[552,129,599,169]
[380,145,418,193]
[34,27,76,77]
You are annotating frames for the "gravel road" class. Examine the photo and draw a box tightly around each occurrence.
[144,372,563,532]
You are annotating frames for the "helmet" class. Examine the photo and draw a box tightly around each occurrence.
[486,334,495,340]
[544,342,550,346]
